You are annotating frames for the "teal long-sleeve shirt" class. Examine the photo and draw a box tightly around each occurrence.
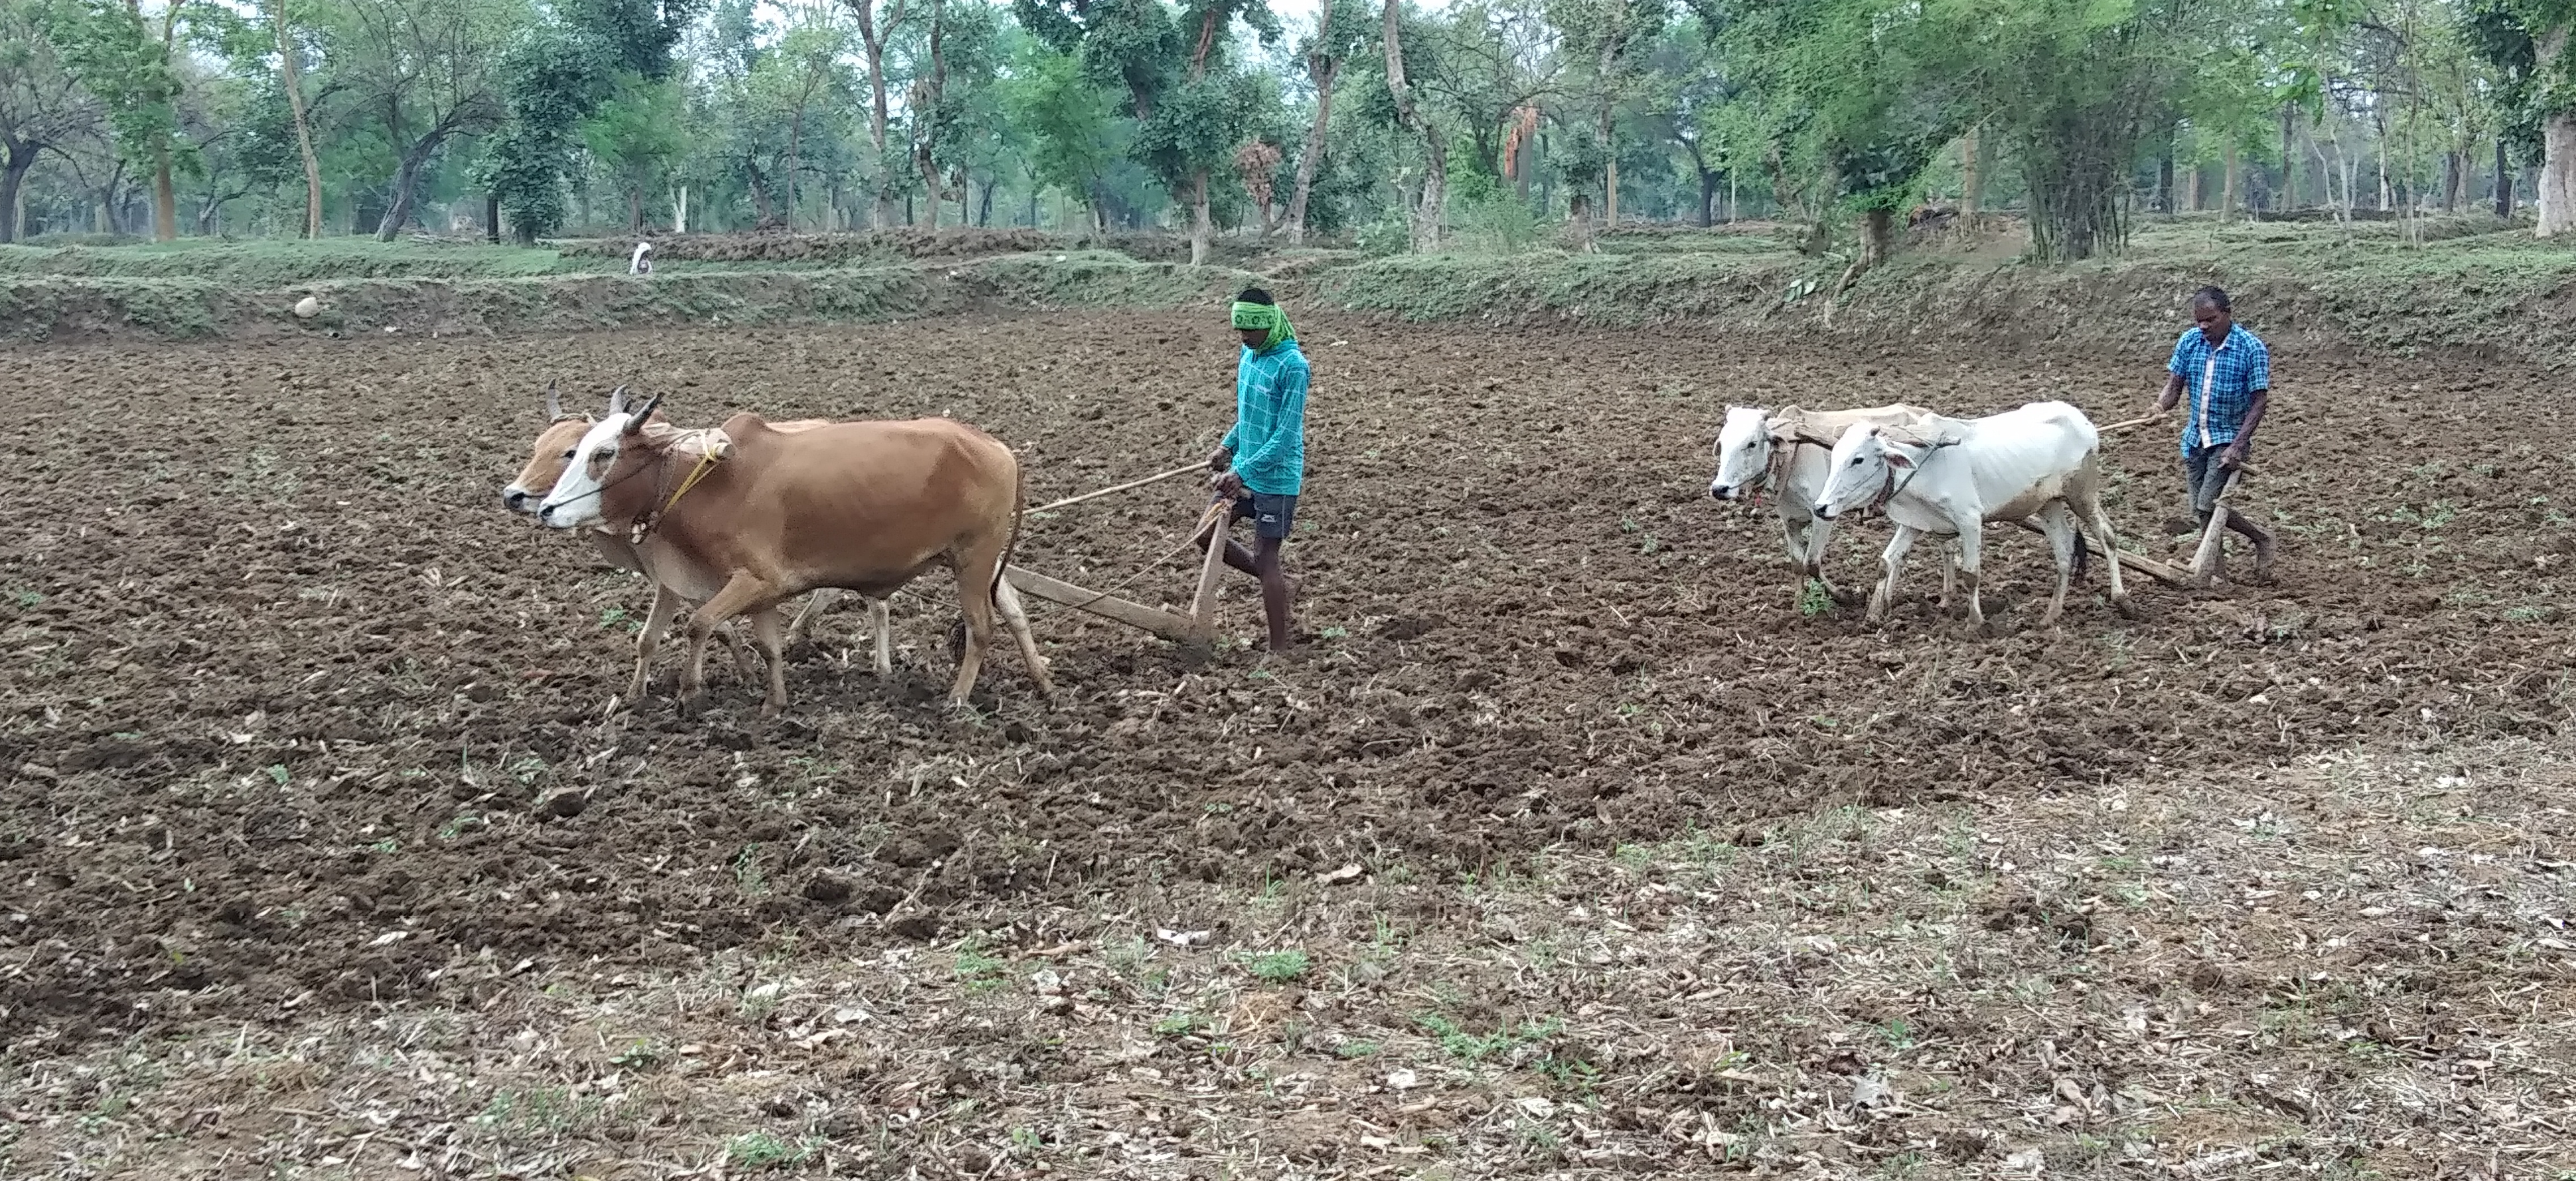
[1220,340,1310,496]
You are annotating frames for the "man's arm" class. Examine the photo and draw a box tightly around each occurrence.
[2220,342,2269,466]
[2221,388,2266,467]
[1230,363,1309,485]
[2157,335,2189,413]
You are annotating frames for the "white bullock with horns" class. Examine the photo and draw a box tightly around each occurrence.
[1811,400,2134,631]
[1708,402,1957,608]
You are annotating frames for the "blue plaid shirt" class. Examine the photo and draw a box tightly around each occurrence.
[2166,324,2269,456]
[1222,341,1309,496]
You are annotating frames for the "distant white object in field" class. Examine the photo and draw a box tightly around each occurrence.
[292,295,320,319]
[630,241,654,275]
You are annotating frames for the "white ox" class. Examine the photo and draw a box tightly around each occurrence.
[1709,403,1952,608]
[1812,400,2133,630]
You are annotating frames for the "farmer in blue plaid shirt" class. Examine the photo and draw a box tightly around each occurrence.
[2156,285,2277,577]
[1200,286,1309,653]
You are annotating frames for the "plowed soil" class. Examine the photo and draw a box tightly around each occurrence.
[4,311,2568,1051]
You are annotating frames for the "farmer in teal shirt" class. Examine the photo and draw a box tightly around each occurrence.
[1201,286,1309,653]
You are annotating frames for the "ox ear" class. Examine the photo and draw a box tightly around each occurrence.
[623,392,662,435]
[545,379,562,422]
[1883,452,1914,469]
[607,384,629,415]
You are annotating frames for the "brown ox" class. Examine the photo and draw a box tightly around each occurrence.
[533,396,1048,714]
[502,388,894,682]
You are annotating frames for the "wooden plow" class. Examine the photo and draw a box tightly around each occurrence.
[1000,462,1233,644]
[2095,409,2247,589]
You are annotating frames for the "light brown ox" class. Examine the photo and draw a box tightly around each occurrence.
[502,392,895,682]
[533,397,1049,714]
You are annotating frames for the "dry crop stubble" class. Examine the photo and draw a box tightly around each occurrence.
[1,311,2570,1176]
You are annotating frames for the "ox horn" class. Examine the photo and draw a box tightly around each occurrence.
[607,384,628,415]
[623,392,662,434]
[545,379,562,421]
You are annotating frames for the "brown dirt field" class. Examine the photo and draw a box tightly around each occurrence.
[3,311,2572,1178]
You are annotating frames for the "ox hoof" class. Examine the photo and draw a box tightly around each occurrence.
[2112,596,2141,620]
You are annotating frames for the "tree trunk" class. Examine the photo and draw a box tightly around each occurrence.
[1283,49,1339,246]
[673,184,690,233]
[1188,169,1213,264]
[2156,150,2174,214]
[2497,136,2514,218]
[0,141,34,244]
[979,179,994,226]
[1828,205,1893,301]
[2280,104,2297,213]
[747,158,777,226]
[2375,113,2392,212]
[1605,156,1618,226]
[2221,141,2239,222]
[2541,30,2576,237]
[1959,125,1980,216]
[1380,0,1443,252]
[850,0,911,230]
[1859,206,1892,265]
[785,114,806,229]
[2183,165,2199,212]
[867,36,894,227]
[914,0,950,233]
[150,140,177,241]
[272,0,323,239]
[1697,166,1717,227]
[2542,110,2576,237]
[486,194,501,243]
[374,139,440,241]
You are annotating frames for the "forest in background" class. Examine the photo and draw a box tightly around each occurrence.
[2,0,2573,272]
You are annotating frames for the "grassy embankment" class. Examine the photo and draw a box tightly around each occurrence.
[2,216,2571,363]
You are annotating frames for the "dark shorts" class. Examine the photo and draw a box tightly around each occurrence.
[1229,492,1298,540]
[2184,443,2247,519]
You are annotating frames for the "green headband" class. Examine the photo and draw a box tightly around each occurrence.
[1230,300,1294,351]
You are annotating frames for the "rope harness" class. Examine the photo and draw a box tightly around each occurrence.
[1754,435,1802,506]
[629,448,723,544]
[1868,438,1959,514]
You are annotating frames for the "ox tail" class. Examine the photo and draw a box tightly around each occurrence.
[2073,527,2092,583]
[996,449,1027,604]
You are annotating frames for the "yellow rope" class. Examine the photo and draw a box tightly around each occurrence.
[662,450,722,517]
[628,449,725,544]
